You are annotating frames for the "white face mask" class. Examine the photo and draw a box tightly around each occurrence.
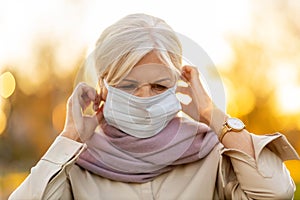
[103,80,182,138]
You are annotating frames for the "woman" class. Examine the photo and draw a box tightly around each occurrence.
[9,13,299,199]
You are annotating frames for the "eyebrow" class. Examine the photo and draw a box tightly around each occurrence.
[122,78,171,84]
[154,78,171,83]
[122,79,139,83]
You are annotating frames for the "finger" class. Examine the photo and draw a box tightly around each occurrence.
[76,83,97,109]
[86,88,96,101]
[70,83,95,126]
[182,65,194,74]
[181,67,192,81]
[79,115,99,141]
[93,92,101,111]
[181,65,199,78]
[81,85,96,102]
[71,92,84,133]
[182,65,197,71]
[80,107,104,142]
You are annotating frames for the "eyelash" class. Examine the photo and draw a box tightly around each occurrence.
[150,84,167,91]
[117,84,167,91]
[118,84,137,90]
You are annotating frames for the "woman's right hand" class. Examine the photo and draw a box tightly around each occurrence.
[60,82,104,142]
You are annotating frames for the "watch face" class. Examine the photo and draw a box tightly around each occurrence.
[227,118,245,130]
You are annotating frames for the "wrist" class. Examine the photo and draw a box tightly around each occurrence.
[200,105,214,124]
[200,105,225,122]
[60,130,81,142]
[201,107,229,137]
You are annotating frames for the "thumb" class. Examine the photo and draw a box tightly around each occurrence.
[78,106,104,142]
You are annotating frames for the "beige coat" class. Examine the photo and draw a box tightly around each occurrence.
[9,133,299,200]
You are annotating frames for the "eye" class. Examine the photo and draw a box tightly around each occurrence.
[117,84,137,91]
[151,84,168,91]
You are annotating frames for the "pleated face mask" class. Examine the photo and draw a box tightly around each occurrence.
[102,64,182,138]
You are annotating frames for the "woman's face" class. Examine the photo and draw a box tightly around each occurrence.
[102,52,177,99]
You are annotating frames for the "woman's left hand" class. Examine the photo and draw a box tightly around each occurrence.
[177,65,214,124]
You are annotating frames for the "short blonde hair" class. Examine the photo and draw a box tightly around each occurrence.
[94,13,182,86]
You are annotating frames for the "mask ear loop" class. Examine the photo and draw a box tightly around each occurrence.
[171,69,183,92]
[102,79,110,90]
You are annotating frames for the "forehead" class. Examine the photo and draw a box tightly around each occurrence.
[123,63,176,83]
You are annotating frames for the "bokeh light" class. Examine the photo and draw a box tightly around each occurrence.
[0,71,16,98]
[0,109,7,135]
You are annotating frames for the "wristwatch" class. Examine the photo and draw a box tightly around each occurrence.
[219,117,245,141]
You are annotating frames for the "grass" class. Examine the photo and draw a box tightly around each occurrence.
[294,183,300,200]
[295,183,300,199]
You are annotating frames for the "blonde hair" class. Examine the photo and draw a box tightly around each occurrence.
[94,13,182,86]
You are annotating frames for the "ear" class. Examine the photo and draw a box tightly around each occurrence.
[101,87,108,101]
[98,79,107,101]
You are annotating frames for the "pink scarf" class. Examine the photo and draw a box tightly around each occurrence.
[76,117,219,183]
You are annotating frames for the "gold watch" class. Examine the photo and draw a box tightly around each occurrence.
[219,117,245,141]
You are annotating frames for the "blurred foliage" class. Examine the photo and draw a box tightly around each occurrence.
[1,1,300,199]
[0,42,85,198]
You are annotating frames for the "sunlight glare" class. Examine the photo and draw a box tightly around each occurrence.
[271,62,300,114]
[276,86,300,114]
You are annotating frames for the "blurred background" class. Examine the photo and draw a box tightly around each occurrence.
[1,0,300,198]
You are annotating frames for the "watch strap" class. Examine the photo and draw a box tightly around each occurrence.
[219,124,231,142]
